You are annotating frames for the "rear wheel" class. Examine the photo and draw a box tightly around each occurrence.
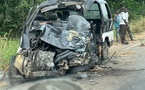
[9,56,26,85]
[102,41,109,60]
[98,41,110,65]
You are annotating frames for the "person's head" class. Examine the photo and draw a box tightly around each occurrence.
[125,8,128,12]
[122,6,126,12]
[115,10,119,14]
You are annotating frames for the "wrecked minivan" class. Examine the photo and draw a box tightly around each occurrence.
[9,0,113,83]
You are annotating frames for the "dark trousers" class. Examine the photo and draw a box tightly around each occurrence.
[120,25,127,44]
[126,26,134,40]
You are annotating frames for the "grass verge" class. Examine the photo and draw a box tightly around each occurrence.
[0,37,19,72]
[130,17,145,33]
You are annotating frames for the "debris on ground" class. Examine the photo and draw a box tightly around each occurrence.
[90,65,104,72]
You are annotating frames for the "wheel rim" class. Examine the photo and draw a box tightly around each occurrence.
[104,44,108,57]
[102,42,109,60]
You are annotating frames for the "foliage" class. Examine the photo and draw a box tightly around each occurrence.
[0,0,145,36]
[0,0,45,36]
[0,37,19,71]
[108,0,145,20]
[130,17,145,33]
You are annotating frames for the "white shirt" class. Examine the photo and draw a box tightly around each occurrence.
[119,12,127,25]
[126,12,129,22]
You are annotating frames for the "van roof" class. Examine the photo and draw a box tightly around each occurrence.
[39,0,107,8]
[96,0,107,4]
[85,0,107,10]
[39,0,107,12]
[87,0,107,3]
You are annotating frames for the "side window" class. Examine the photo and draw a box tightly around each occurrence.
[84,3,100,19]
[105,4,111,19]
[100,4,111,20]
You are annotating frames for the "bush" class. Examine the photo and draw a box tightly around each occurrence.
[130,17,145,33]
[0,37,19,71]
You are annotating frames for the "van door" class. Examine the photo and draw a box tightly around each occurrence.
[100,3,113,33]
[84,2,102,42]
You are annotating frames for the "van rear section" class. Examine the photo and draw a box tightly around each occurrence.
[84,0,113,60]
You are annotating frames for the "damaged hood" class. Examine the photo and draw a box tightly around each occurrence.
[40,15,90,51]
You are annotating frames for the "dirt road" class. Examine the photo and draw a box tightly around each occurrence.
[79,41,145,90]
[77,33,145,90]
[1,32,145,90]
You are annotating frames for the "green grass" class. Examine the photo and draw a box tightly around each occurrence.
[130,17,145,33]
[0,37,19,71]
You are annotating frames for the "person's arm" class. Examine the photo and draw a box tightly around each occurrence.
[122,13,128,27]
[116,15,120,24]
[126,12,129,26]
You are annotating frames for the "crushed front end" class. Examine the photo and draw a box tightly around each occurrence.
[10,0,99,79]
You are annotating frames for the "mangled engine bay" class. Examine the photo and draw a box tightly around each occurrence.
[14,1,99,78]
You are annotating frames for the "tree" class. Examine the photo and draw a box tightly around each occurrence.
[108,0,144,19]
[0,0,45,36]
[0,0,144,36]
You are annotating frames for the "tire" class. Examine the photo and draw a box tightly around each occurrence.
[102,41,109,60]
[67,65,91,74]
[67,56,97,73]
[9,56,26,85]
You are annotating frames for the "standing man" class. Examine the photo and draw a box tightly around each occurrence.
[114,10,121,42]
[125,8,134,41]
[119,7,128,45]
